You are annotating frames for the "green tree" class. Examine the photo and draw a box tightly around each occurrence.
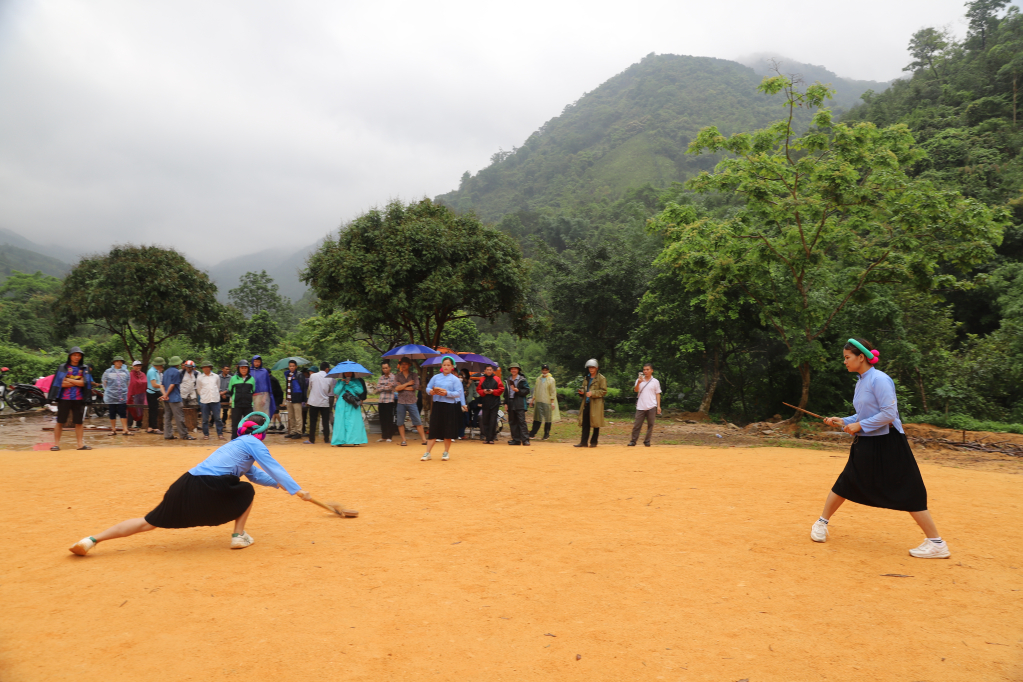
[246,310,282,355]
[965,0,1009,50]
[439,316,482,351]
[54,245,234,367]
[228,270,296,325]
[657,76,1006,414]
[303,199,535,352]
[535,235,649,371]
[904,28,951,83]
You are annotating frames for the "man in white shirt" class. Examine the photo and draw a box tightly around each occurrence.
[197,361,225,440]
[629,363,662,447]
[304,362,336,444]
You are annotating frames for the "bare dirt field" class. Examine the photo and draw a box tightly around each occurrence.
[1,435,1021,681]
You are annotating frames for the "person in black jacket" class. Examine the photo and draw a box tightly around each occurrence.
[476,364,504,444]
[229,361,256,440]
[283,360,308,439]
[504,363,531,446]
[269,373,285,432]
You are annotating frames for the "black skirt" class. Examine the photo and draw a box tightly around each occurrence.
[429,401,462,440]
[832,429,927,512]
[144,472,255,528]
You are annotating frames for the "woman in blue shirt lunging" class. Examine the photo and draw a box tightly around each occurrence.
[69,413,313,555]
[421,355,465,462]
[811,338,949,559]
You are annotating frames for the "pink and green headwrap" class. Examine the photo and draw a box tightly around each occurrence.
[847,339,879,365]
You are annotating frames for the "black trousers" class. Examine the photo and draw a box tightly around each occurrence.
[529,419,552,439]
[379,402,396,440]
[579,402,600,445]
[230,404,252,440]
[507,407,528,442]
[480,404,499,442]
[146,392,161,429]
[307,405,331,443]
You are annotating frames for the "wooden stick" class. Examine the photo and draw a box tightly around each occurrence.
[782,402,828,421]
[308,497,359,518]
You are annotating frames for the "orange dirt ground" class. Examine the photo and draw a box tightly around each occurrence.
[1,440,1021,681]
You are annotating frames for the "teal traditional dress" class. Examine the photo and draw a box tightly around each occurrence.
[332,378,368,446]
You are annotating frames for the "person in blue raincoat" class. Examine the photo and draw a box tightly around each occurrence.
[332,372,368,445]
[249,355,276,418]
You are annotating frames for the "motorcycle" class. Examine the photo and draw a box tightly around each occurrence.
[1,368,49,412]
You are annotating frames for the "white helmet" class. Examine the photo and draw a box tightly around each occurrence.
[584,358,598,368]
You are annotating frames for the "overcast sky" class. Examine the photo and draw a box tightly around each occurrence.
[0,0,1011,263]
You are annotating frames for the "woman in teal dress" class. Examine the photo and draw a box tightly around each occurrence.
[332,372,368,446]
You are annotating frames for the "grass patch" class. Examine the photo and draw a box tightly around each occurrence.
[904,413,1023,434]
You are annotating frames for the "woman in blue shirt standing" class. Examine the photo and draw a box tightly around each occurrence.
[69,413,313,555]
[812,338,949,559]
[421,356,465,461]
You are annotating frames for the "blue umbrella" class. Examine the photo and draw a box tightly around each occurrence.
[326,360,373,378]
[422,354,468,369]
[381,344,440,360]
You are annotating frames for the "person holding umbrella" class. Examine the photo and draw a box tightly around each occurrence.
[575,358,607,448]
[421,355,465,461]
[330,361,369,446]
[394,357,427,446]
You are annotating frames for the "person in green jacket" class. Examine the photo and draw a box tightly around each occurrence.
[528,363,560,441]
[228,360,256,440]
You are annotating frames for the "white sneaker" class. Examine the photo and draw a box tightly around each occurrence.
[420,453,431,461]
[69,536,97,556]
[810,520,829,543]
[909,539,950,559]
[230,532,255,549]
[442,452,449,461]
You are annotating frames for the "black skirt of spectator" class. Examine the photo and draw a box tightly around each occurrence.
[428,401,462,440]
[145,472,255,528]
[831,429,927,512]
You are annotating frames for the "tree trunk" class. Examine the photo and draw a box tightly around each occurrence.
[785,361,811,423]
[916,367,929,413]
[1013,75,1017,130]
[698,348,720,414]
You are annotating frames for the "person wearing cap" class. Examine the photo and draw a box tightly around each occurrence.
[575,358,607,448]
[179,360,199,410]
[228,360,257,440]
[68,413,315,556]
[145,358,165,434]
[528,364,560,441]
[160,356,193,440]
[102,355,132,436]
[127,360,148,430]
[504,363,531,446]
[197,361,225,440]
[47,346,94,451]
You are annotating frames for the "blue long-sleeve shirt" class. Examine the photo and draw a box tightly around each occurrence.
[842,367,903,436]
[188,435,302,494]
[426,373,465,404]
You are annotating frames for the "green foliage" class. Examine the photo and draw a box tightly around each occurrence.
[439,317,481,351]
[0,271,63,348]
[303,199,536,352]
[246,310,282,355]
[655,76,1006,410]
[53,245,237,367]
[903,412,1023,433]
[0,342,62,384]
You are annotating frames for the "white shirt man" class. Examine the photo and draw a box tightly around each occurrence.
[629,364,662,447]
[304,365,336,444]
[196,363,225,439]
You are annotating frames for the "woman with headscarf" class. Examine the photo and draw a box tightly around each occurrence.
[127,360,149,431]
[332,372,368,446]
[68,413,313,555]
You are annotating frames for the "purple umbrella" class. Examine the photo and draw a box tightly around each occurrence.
[458,353,497,371]
[422,354,468,369]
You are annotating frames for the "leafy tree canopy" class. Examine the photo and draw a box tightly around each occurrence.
[54,245,235,367]
[302,199,536,352]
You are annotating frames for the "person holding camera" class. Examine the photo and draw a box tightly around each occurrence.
[629,363,662,447]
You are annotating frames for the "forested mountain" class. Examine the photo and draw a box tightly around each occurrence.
[0,244,70,282]
[435,53,885,223]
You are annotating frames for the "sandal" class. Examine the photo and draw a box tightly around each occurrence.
[50,445,60,451]
[77,445,92,450]
[400,441,407,446]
